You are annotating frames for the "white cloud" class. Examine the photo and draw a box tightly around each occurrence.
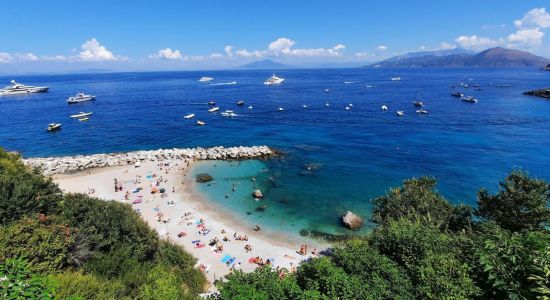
[79,38,121,61]
[235,49,263,58]
[268,37,295,54]
[454,35,501,50]
[438,42,456,50]
[376,45,387,51]
[209,53,223,58]
[507,27,544,46]
[224,45,233,57]
[419,46,427,51]
[16,53,38,61]
[514,8,550,28]
[43,55,68,61]
[149,48,183,60]
[0,52,13,63]
[182,55,205,61]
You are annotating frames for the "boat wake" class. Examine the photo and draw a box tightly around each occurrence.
[209,81,237,86]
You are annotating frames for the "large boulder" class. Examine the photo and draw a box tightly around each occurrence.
[196,173,213,183]
[342,211,363,230]
[253,189,263,198]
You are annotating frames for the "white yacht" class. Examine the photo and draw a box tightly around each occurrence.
[396,110,404,116]
[196,120,206,126]
[264,74,285,85]
[184,114,195,119]
[461,96,478,103]
[67,92,96,104]
[198,76,214,82]
[70,112,93,118]
[47,123,61,131]
[391,77,401,81]
[381,105,388,110]
[208,107,220,113]
[0,80,49,96]
[221,110,237,117]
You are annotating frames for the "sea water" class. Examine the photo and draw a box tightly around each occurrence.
[1,68,549,237]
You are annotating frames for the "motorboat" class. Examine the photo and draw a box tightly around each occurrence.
[381,105,388,110]
[391,77,401,81]
[184,114,195,119]
[47,123,61,131]
[396,110,404,116]
[461,96,478,103]
[0,80,49,96]
[196,120,206,126]
[416,109,429,114]
[345,106,350,110]
[208,101,216,106]
[451,91,464,98]
[208,107,220,113]
[324,89,330,93]
[236,100,245,106]
[221,110,237,117]
[414,101,423,107]
[278,107,284,111]
[264,74,285,85]
[67,92,96,104]
[302,104,308,108]
[248,106,253,109]
[70,112,93,118]
[198,76,214,82]
[349,104,353,107]
[78,117,89,121]
[325,103,330,107]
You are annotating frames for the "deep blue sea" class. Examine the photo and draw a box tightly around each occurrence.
[1,68,549,237]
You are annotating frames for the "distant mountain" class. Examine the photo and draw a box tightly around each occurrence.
[240,59,289,69]
[367,47,550,68]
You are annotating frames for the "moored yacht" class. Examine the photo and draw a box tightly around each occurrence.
[461,96,478,103]
[198,76,214,82]
[184,114,195,119]
[264,74,285,85]
[208,106,220,113]
[70,112,93,118]
[0,80,49,96]
[47,123,61,131]
[391,76,401,81]
[67,92,96,104]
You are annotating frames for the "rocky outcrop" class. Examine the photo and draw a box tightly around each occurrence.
[196,173,213,183]
[23,145,275,175]
[342,211,363,230]
[523,88,550,99]
[253,189,263,199]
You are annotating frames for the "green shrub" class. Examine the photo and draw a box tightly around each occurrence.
[51,271,127,300]
[0,258,56,299]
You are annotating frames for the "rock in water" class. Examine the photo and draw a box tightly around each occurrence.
[196,173,213,183]
[342,211,363,230]
[253,189,263,198]
[523,88,550,99]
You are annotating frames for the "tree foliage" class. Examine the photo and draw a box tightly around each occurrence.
[477,170,550,232]
[0,258,56,300]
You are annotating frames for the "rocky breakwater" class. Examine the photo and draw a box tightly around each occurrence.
[23,145,275,175]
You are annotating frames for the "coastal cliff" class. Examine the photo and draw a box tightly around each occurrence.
[24,145,275,175]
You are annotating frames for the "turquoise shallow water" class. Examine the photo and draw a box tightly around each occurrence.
[1,68,550,237]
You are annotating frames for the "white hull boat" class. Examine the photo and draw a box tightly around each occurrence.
[198,76,214,82]
[67,92,96,104]
[208,107,220,113]
[196,120,206,126]
[1,80,49,96]
[264,74,285,85]
[184,114,195,119]
[47,123,61,131]
[70,112,93,118]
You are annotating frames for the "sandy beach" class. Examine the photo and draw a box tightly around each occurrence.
[53,158,327,291]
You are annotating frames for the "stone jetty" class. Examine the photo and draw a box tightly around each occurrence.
[23,145,275,175]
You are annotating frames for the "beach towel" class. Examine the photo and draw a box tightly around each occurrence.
[226,257,236,266]
[194,243,205,248]
[132,200,142,204]
[192,240,201,244]
[221,255,231,263]
[248,257,256,264]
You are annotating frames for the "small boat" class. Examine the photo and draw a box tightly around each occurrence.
[381,105,388,110]
[302,104,308,108]
[236,100,245,106]
[461,96,478,103]
[78,117,89,121]
[451,91,464,97]
[264,74,285,85]
[208,101,216,106]
[196,120,206,126]
[345,106,350,110]
[198,76,214,82]
[349,104,353,107]
[221,110,237,117]
[495,84,511,88]
[248,106,253,109]
[396,110,404,116]
[325,103,330,107]
[391,77,401,81]
[413,101,423,107]
[324,89,330,93]
[208,107,220,113]
[47,123,61,131]
[416,109,429,114]
[67,92,96,104]
[278,107,284,111]
[184,114,195,119]
[70,112,93,118]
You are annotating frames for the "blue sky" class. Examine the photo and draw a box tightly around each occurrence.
[1,0,549,73]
